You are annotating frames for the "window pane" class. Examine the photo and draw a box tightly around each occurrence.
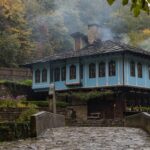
[89,63,96,78]
[70,65,76,80]
[99,62,105,77]
[61,67,66,81]
[80,64,83,79]
[130,61,135,77]
[138,63,142,78]
[42,68,47,82]
[54,68,60,81]
[35,69,40,83]
[109,61,116,76]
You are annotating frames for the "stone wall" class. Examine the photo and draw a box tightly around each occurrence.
[0,67,32,81]
[30,111,65,137]
[0,108,27,122]
[125,112,150,133]
[0,107,50,122]
[0,82,43,100]
[70,105,87,121]
[0,122,30,141]
[0,82,31,98]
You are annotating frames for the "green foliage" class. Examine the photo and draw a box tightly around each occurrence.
[0,100,37,108]
[19,80,32,86]
[0,0,34,67]
[107,0,150,17]
[28,101,49,107]
[16,107,38,123]
[76,90,114,101]
[107,0,115,5]
[59,90,114,102]
[0,79,32,87]
[127,106,150,112]
[27,100,68,108]
[122,0,129,6]
[56,101,69,108]
[0,122,30,141]
[0,100,18,108]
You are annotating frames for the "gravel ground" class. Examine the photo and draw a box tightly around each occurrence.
[0,127,150,150]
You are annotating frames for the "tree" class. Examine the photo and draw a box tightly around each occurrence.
[107,0,150,17]
[0,0,34,67]
[23,0,72,58]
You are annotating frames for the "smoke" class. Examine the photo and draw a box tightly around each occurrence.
[52,0,120,40]
[26,0,150,57]
[101,28,114,41]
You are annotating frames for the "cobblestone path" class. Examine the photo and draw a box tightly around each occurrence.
[0,127,150,150]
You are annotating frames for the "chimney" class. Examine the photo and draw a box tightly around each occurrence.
[88,24,100,44]
[71,32,87,51]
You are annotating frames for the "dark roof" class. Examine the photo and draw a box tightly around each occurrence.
[24,40,150,66]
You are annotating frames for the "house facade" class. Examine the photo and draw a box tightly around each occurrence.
[25,24,150,120]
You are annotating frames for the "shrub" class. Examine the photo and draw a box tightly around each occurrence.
[58,90,114,102]
[56,101,69,108]
[0,79,32,86]
[0,100,18,108]
[0,100,37,108]
[19,80,32,86]
[28,101,49,107]
[27,100,69,108]
[16,107,38,123]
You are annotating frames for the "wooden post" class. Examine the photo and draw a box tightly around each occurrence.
[53,89,56,114]
[49,83,56,114]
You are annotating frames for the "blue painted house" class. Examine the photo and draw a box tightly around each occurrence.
[25,24,150,120]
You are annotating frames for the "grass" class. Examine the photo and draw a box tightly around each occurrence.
[27,101,49,107]
[27,100,69,108]
[0,79,32,86]
[0,100,37,108]
[127,106,150,112]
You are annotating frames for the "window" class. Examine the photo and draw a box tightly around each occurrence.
[80,64,83,79]
[109,60,116,76]
[61,67,66,81]
[70,65,76,80]
[89,63,96,78]
[42,68,47,82]
[137,63,142,78]
[130,61,135,77]
[35,69,40,83]
[99,62,105,77]
[54,68,60,81]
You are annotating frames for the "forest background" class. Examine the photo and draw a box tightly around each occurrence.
[0,0,150,67]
